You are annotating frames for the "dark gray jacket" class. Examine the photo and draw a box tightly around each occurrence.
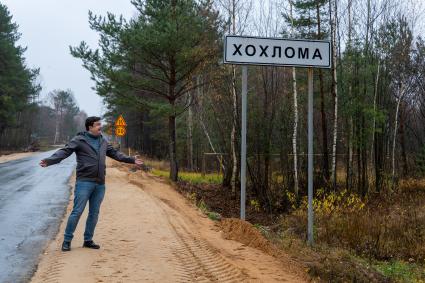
[43,131,135,184]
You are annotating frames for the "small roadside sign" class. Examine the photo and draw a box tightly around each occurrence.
[115,126,126,137]
[114,114,127,138]
[115,114,127,127]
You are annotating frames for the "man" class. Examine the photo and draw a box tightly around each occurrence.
[39,116,143,252]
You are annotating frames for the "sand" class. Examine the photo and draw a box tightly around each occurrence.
[30,158,307,282]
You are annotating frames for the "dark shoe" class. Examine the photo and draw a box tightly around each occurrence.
[83,240,100,249]
[61,240,71,252]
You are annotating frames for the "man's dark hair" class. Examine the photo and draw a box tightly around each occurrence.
[85,116,101,131]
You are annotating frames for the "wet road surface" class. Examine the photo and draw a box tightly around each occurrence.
[0,150,76,283]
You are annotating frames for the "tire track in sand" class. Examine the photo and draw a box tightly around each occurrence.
[143,190,251,282]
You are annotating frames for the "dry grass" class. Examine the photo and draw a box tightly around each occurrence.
[281,181,425,261]
[138,154,170,171]
[276,179,425,282]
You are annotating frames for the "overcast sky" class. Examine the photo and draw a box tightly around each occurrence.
[3,0,424,117]
[2,0,136,116]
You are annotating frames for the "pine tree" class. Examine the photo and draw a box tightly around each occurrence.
[0,4,40,136]
[71,0,224,181]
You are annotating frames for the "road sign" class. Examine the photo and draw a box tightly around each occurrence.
[115,114,127,127]
[223,35,330,246]
[224,35,331,68]
[115,126,126,137]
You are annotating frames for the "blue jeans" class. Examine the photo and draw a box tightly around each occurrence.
[64,180,105,242]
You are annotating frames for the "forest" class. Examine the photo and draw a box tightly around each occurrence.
[71,0,425,201]
[0,4,86,151]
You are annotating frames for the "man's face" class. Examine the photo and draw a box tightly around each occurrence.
[89,120,102,136]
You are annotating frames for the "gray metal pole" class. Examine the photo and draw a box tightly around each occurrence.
[307,67,314,246]
[240,65,248,220]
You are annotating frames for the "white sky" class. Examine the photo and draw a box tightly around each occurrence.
[2,0,136,116]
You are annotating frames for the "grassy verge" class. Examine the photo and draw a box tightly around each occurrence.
[151,168,223,185]
[148,166,223,220]
[374,260,425,283]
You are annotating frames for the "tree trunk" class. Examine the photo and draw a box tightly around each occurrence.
[230,0,238,193]
[346,0,353,191]
[371,63,380,171]
[391,84,404,187]
[231,66,238,193]
[291,67,299,197]
[169,112,178,181]
[168,49,178,181]
[317,3,329,183]
[357,118,362,194]
[139,112,144,153]
[374,69,384,193]
[330,0,338,189]
[223,157,233,188]
[187,90,194,171]
[375,125,383,193]
[399,103,408,176]
[346,115,354,191]
[54,109,62,145]
[361,115,368,196]
[54,117,60,145]
[289,2,299,197]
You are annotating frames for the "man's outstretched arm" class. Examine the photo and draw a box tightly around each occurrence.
[106,143,136,164]
[39,138,78,167]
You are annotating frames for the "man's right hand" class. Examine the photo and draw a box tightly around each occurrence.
[39,160,48,167]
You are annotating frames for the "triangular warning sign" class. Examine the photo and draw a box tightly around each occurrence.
[115,114,127,127]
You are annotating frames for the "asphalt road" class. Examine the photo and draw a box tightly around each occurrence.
[0,150,75,283]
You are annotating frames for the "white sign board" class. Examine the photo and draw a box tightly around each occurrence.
[224,35,331,68]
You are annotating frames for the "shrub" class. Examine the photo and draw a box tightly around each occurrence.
[281,185,425,262]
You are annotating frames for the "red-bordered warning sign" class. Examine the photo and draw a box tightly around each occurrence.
[115,114,127,127]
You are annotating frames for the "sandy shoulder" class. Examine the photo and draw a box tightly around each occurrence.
[30,158,307,283]
[0,152,38,164]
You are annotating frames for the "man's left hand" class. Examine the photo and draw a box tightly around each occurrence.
[134,155,144,167]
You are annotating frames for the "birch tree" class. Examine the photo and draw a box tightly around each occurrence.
[216,0,252,192]
[330,0,339,188]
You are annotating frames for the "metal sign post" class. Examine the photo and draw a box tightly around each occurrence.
[240,65,248,220]
[307,68,314,246]
[223,35,330,242]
